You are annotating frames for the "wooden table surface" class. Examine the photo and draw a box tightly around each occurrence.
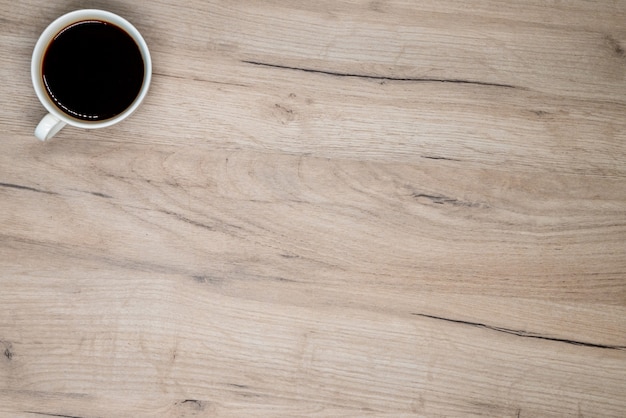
[2,1,626,416]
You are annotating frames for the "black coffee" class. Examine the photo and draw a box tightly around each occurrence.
[42,20,144,121]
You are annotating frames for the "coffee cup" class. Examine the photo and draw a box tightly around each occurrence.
[31,9,152,141]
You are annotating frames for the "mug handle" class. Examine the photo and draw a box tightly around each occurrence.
[35,113,66,141]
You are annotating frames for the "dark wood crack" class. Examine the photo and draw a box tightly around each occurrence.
[179,399,206,410]
[0,182,57,195]
[24,412,86,418]
[420,155,461,161]
[412,313,626,350]
[160,210,215,231]
[242,60,520,89]
[87,191,112,199]
[412,193,482,208]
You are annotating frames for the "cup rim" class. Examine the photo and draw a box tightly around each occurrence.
[31,9,152,129]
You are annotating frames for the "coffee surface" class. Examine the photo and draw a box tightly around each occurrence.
[42,20,144,121]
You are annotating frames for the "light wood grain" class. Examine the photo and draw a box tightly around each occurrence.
[1,1,626,417]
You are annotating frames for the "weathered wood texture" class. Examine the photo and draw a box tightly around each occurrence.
[1,1,625,416]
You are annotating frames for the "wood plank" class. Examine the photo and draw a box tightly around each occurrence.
[1,0,625,416]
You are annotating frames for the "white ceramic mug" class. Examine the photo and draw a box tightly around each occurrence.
[31,9,152,141]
